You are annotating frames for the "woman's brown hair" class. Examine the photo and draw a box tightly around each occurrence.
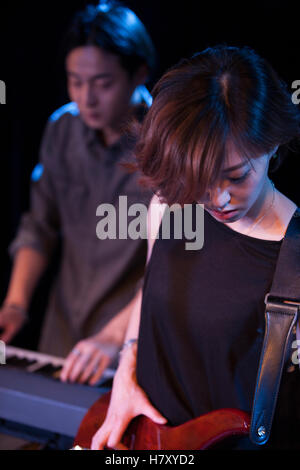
[130,45,300,206]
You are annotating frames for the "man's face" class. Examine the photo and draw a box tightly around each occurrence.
[65,46,140,131]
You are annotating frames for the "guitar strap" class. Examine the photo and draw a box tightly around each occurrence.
[250,208,300,445]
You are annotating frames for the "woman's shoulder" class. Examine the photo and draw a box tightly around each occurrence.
[274,191,298,238]
[293,207,300,217]
[276,191,298,218]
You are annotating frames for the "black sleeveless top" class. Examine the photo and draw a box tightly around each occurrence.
[137,207,283,426]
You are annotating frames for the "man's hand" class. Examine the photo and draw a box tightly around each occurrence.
[60,336,118,385]
[0,304,27,343]
[61,295,139,385]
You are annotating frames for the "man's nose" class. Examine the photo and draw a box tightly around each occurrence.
[83,84,98,107]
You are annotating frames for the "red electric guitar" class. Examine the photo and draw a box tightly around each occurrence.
[73,392,250,450]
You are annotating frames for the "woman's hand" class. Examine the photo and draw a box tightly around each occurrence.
[91,345,167,450]
[60,336,117,385]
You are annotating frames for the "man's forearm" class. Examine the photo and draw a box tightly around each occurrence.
[4,246,48,309]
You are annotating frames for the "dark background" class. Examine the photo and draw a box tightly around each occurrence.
[0,0,299,347]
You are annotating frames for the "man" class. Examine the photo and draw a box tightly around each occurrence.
[0,1,156,384]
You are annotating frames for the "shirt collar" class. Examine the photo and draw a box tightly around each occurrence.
[80,103,148,150]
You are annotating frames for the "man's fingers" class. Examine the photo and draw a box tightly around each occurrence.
[0,326,14,344]
[61,342,113,384]
[88,355,110,385]
[60,351,78,382]
[61,347,91,382]
[78,351,103,384]
[0,318,24,343]
[67,351,92,382]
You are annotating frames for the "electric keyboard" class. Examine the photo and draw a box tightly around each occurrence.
[0,346,114,445]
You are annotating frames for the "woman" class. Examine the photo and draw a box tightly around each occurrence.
[91,45,300,450]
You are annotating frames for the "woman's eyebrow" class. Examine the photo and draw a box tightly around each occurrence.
[222,161,248,173]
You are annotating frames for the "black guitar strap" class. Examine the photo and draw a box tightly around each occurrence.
[250,208,300,445]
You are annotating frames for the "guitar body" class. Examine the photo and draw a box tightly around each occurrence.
[74,392,250,450]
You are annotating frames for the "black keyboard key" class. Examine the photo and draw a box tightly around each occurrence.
[6,356,36,368]
[36,363,62,378]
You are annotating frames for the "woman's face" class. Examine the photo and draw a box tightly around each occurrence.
[202,145,274,224]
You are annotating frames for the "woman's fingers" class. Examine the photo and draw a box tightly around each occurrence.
[106,413,133,449]
[90,423,111,450]
[91,412,131,450]
[91,387,167,450]
[110,442,128,450]
[91,406,166,450]
[134,390,167,424]
[142,404,167,424]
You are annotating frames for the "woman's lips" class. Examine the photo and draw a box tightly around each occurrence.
[209,209,238,221]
